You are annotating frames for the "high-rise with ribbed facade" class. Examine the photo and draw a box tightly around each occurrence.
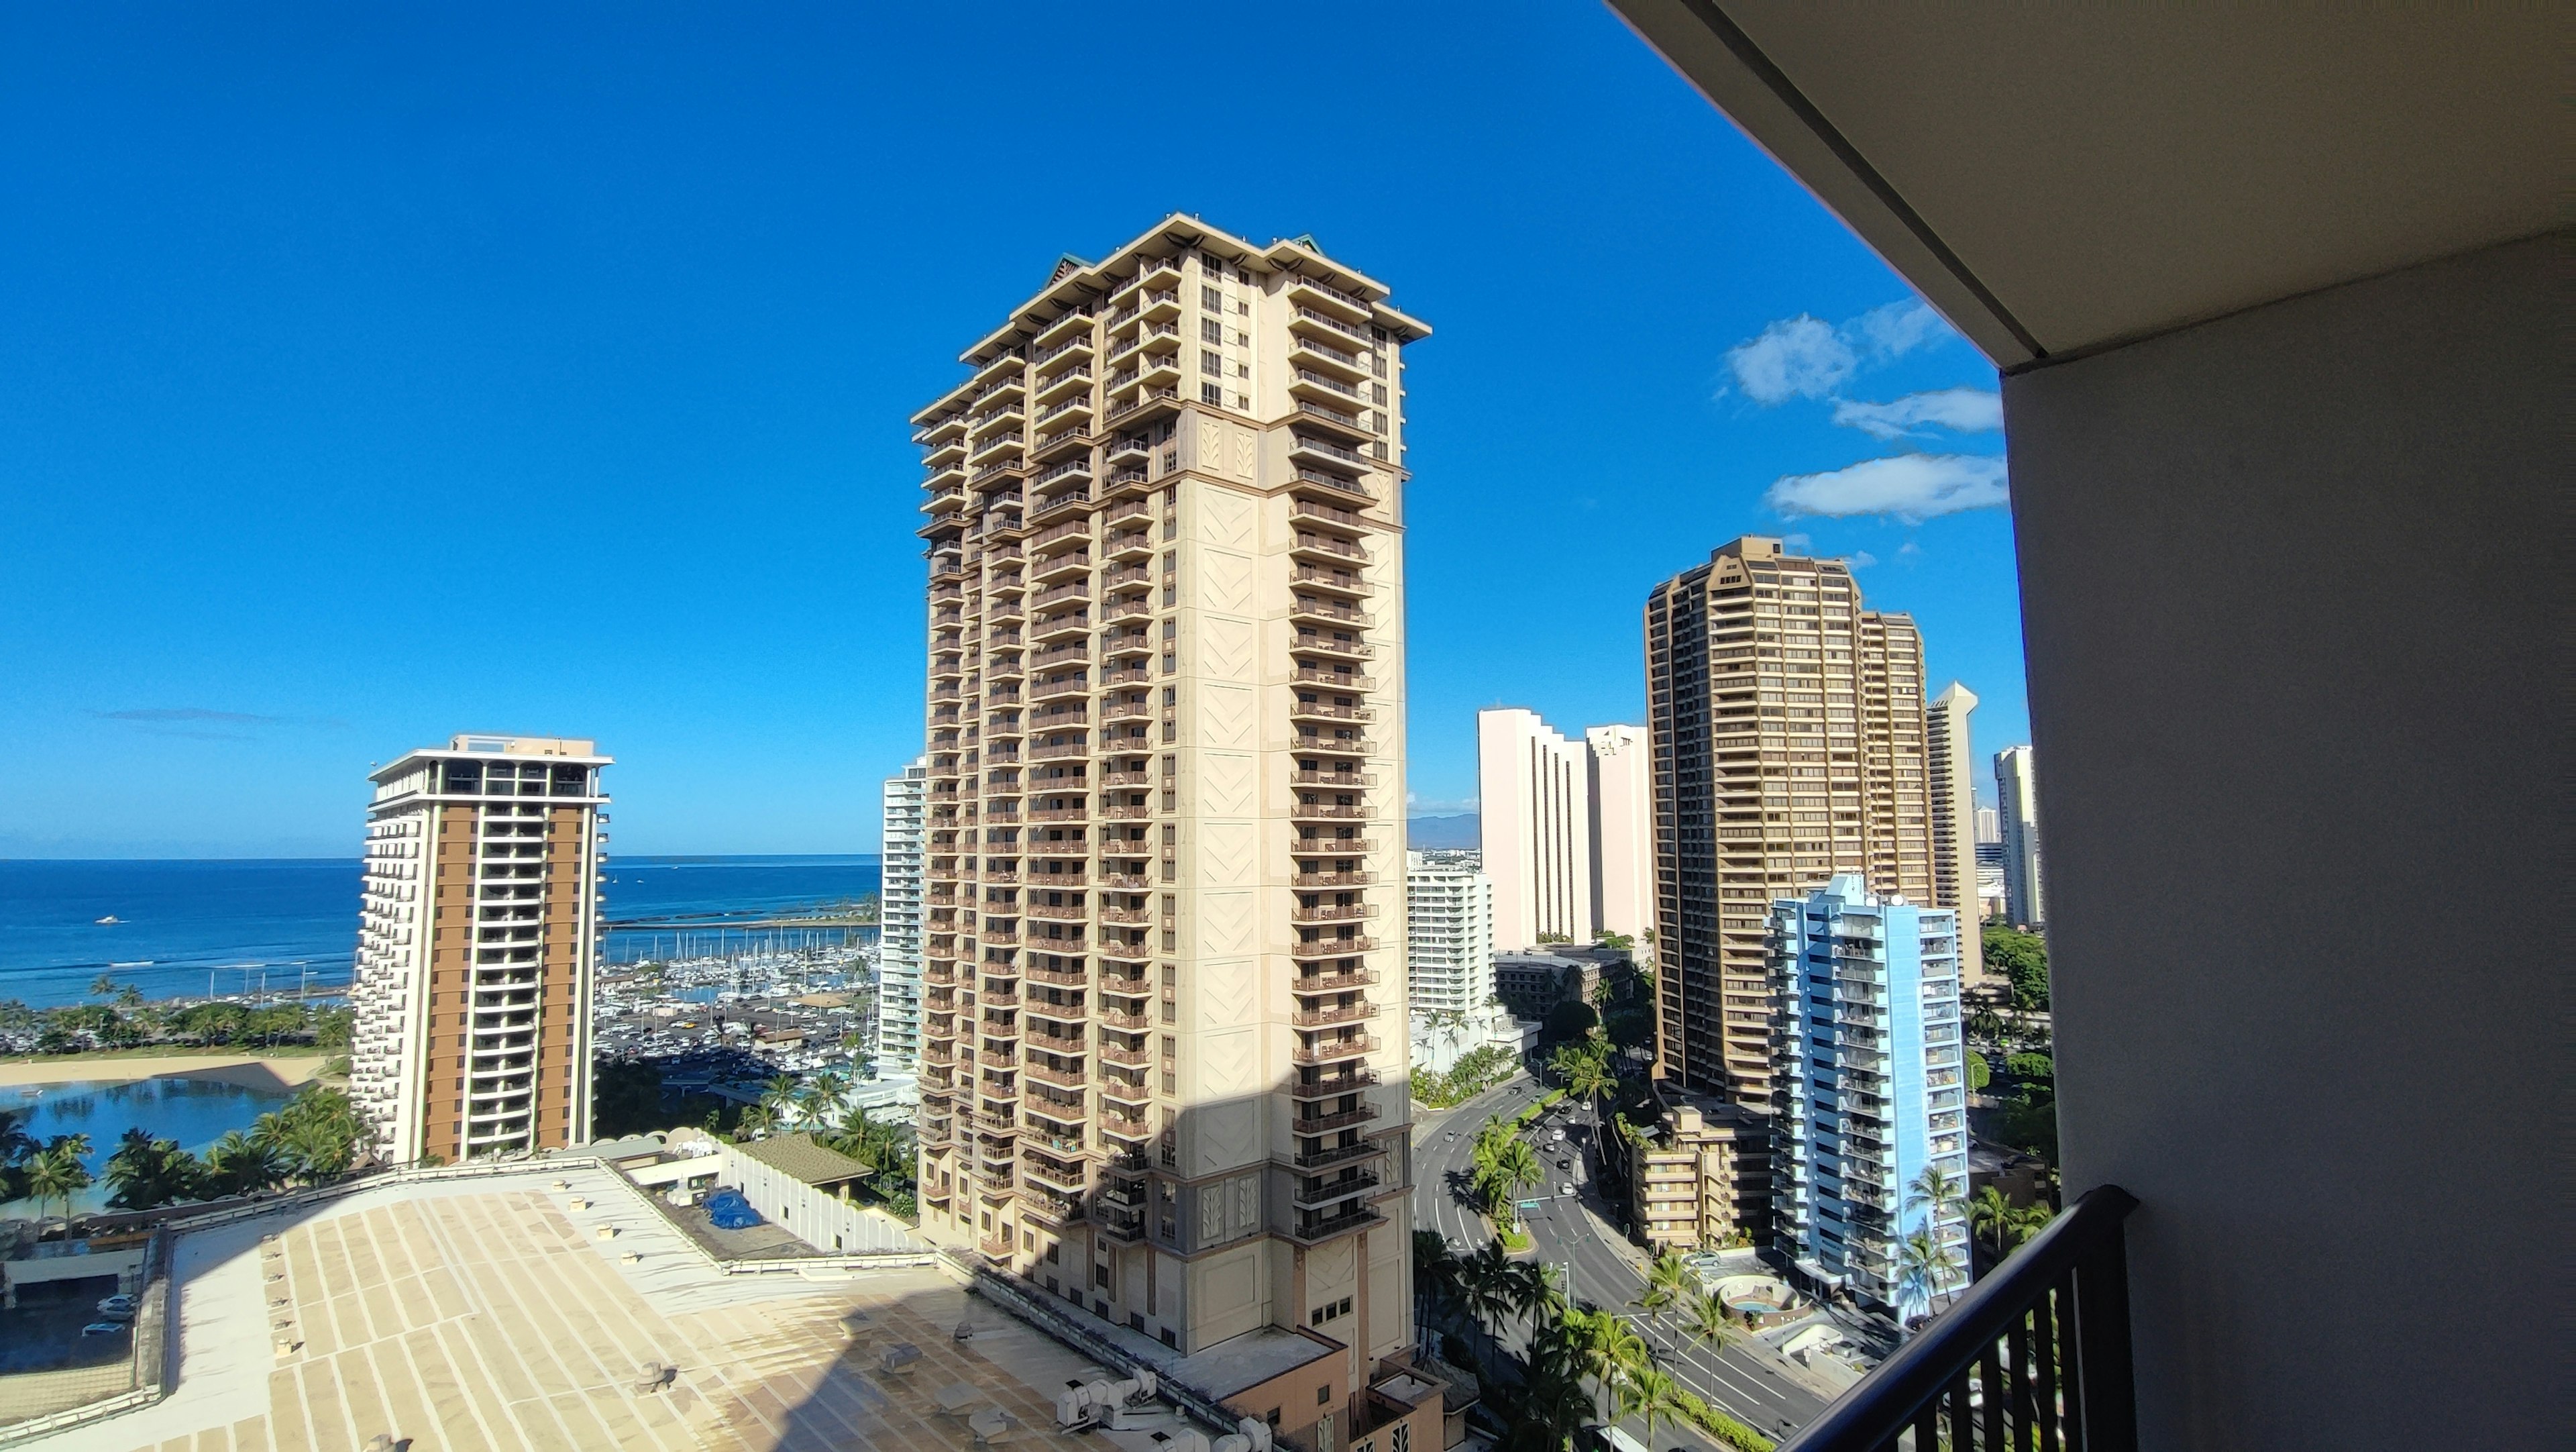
[906,216,1427,1395]
[349,735,609,1165]
[1924,682,1979,918]
[1645,537,1933,1109]
[876,757,928,1078]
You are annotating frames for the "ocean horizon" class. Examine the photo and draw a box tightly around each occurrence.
[0,853,882,1010]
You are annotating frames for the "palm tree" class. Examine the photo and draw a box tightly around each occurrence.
[1458,1239,1521,1346]
[26,1135,93,1222]
[0,1108,37,1166]
[89,973,117,1001]
[1633,1248,1695,1325]
[1615,1363,1687,1452]
[1907,1162,1966,1226]
[2011,1201,2058,1249]
[733,1102,777,1139]
[1413,1229,1463,1327]
[286,1117,353,1180]
[1550,1039,1616,1151]
[206,1129,288,1196]
[1894,1228,1964,1325]
[1489,1137,1545,1231]
[1508,1259,1566,1335]
[1968,1185,2017,1259]
[1681,1286,1740,1357]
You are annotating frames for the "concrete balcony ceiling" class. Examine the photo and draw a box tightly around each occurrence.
[1611,2,2558,366]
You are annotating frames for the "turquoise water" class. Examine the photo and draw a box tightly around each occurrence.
[1,1076,297,1217]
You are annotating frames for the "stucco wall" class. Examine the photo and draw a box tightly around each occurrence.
[2002,230,2563,1450]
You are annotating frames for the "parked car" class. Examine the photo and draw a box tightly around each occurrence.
[96,1294,138,1315]
[93,1304,135,1323]
[80,1323,128,1338]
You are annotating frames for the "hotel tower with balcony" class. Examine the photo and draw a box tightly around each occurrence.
[348,735,610,1165]
[1645,537,1934,1117]
[906,218,1428,1387]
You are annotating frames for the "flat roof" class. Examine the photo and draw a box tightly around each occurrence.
[1163,1324,1341,1401]
[731,1131,876,1188]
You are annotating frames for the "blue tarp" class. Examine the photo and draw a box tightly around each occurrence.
[704,1188,764,1230]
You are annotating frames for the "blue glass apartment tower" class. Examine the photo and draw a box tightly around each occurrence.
[1771,874,1970,1318]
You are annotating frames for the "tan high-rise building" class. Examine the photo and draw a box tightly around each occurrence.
[1477,708,1595,950]
[1925,681,1980,917]
[1644,538,1933,1107]
[906,217,1428,1402]
[1586,723,1656,941]
[348,735,610,1165]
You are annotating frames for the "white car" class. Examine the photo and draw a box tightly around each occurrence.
[1561,1183,1577,1196]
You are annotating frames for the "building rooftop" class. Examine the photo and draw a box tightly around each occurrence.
[1161,1324,1341,1401]
[731,1132,875,1190]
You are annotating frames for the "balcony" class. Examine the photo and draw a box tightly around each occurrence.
[1291,1035,1379,1065]
[1776,1187,2137,1452]
[1293,967,1379,994]
[1289,533,1369,566]
[1291,1171,1381,1208]
[1291,1002,1379,1028]
[1294,1104,1380,1134]
[1289,598,1371,629]
[1287,1206,1386,1244]
[1291,633,1373,662]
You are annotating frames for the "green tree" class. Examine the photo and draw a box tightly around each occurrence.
[2004,1051,2055,1083]
[1539,999,1597,1045]
[105,1127,209,1210]
[1681,1287,1740,1357]
[1549,1036,1615,1145]
[1983,925,2049,1010]
[1907,1162,1966,1227]
[1458,1238,1521,1347]
[25,1134,93,1221]
[89,973,117,1001]
[1633,1248,1695,1325]
[1965,1050,1992,1091]
[1968,1185,2017,1259]
[205,1129,289,1196]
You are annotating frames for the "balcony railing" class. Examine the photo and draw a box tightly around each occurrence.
[1780,1185,2137,1452]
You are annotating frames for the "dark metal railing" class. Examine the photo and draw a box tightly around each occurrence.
[1782,1184,2139,1452]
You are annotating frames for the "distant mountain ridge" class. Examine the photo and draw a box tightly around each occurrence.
[1405,813,1481,849]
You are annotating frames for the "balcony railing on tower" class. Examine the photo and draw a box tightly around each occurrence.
[1780,1185,2137,1452]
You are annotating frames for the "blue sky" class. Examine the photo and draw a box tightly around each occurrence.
[0,2,2023,858]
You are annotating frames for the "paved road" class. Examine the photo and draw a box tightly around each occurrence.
[1413,1076,1833,1447]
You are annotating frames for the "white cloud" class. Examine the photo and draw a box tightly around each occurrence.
[1782,533,1815,553]
[1850,550,1878,568]
[1724,299,1966,409]
[1830,387,2002,439]
[1764,454,2008,522]
[1852,299,1951,360]
[1724,315,1855,404]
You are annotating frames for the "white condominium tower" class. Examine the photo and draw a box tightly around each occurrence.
[906,216,1427,1392]
[1770,874,1970,1318]
[1923,682,1980,917]
[1405,851,1499,1073]
[1477,708,1595,950]
[877,757,929,1076]
[1585,723,1655,941]
[1994,745,2045,928]
[1644,536,1934,1105]
[349,735,609,1165]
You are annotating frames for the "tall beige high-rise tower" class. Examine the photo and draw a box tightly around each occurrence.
[348,735,610,1165]
[1585,723,1655,941]
[906,217,1428,1406]
[1924,681,1980,917]
[1644,538,1933,1107]
[1478,708,1595,950]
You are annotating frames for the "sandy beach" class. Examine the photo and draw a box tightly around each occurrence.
[0,1053,330,1094]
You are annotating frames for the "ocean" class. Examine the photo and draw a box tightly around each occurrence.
[0,855,881,1010]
